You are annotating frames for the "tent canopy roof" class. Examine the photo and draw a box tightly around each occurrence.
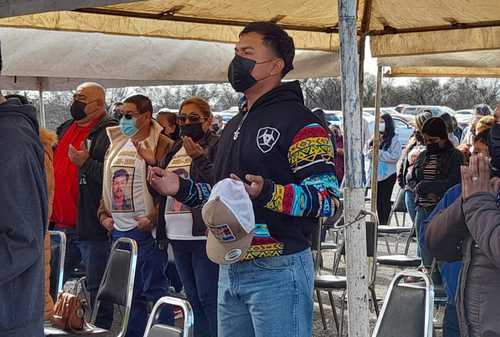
[0,27,338,91]
[1,0,500,53]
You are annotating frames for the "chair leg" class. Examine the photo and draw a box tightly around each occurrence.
[316,289,328,330]
[369,285,380,317]
[339,290,347,337]
[327,291,340,336]
[384,236,392,254]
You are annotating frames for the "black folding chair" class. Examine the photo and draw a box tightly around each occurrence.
[49,230,67,297]
[45,237,138,337]
[372,271,434,337]
[377,188,413,254]
[143,296,194,337]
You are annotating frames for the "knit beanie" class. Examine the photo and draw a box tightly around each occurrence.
[421,117,448,139]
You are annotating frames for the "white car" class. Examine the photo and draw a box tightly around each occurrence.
[455,109,474,128]
[364,115,414,148]
[363,107,399,116]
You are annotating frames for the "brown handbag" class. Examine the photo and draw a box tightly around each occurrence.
[51,292,85,330]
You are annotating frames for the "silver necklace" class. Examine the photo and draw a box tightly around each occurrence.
[233,111,249,141]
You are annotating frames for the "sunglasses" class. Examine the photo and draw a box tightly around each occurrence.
[177,113,206,125]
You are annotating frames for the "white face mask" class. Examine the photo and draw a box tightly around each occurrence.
[379,123,386,133]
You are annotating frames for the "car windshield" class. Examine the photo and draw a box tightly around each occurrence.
[324,114,340,122]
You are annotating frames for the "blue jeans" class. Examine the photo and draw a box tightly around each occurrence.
[171,240,219,337]
[415,207,433,267]
[112,228,173,337]
[443,304,460,337]
[218,249,314,337]
[404,190,417,224]
[51,228,113,328]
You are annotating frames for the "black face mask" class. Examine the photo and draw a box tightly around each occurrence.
[180,123,205,142]
[228,55,258,92]
[426,143,441,154]
[70,100,87,121]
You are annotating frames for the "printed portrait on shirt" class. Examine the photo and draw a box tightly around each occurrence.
[166,168,190,213]
[111,167,135,212]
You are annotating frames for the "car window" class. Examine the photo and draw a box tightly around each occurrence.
[394,118,410,129]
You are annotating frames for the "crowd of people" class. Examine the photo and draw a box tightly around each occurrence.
[1,19,500,337]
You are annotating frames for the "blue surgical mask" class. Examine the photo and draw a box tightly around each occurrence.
[120,116,139,138]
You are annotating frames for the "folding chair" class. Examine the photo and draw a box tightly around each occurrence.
[49,230,67,296]
[143,296,194,337]
[92,237,138,337]
[44,237,138,337]
[313,218,345,335]
[377,220,421,270]
[315,210,380,335]
[372,271,434,337]
[377,188,413,254]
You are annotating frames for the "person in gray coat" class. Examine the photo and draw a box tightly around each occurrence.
[426,153,500,337]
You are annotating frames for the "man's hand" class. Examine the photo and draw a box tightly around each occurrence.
[133,140,156,165]
[148,167,180,196]
[462,154,491,199]
[230,173,265,199]
[135,216,154,232]
[101,217,114,232]
[183,137,204,159]
[68,143,90,167]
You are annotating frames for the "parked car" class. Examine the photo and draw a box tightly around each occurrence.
[394,104,410,113]
[363,107,398,116]
[400,105,455,117]
[455,109,474,128]
[323,110,343,128]
[364,115,414,148]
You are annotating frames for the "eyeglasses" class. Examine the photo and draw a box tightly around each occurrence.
[177,113,206,125]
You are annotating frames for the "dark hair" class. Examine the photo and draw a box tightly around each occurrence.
[439,113,454,133]
[157,111,178,126]
[124,94,153,115]
[474,129,491,145]
[380,113,396,150]
[240,21,295,76]
[112,169,129,182]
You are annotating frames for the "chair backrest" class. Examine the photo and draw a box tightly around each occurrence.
[48,230,67,296]
[372,271,434,337]
[392,187,407,213]
[144,296,194,337]
[93,237,138,337]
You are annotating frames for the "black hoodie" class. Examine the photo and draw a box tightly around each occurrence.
[177,81,335,256]
[0,99,47,337]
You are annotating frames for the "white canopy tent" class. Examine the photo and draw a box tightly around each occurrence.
[0,27,340,91]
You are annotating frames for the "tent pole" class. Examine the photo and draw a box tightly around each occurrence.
[370,66,383,216]
[37,77,46,128]
[338,0,370,337]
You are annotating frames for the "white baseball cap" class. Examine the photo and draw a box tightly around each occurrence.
[202,178,255,264]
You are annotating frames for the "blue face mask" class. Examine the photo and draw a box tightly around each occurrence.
[120,116,139,138]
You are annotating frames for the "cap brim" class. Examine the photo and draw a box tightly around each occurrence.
[206,230,254,265]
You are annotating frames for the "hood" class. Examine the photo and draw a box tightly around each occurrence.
[250,80,305,112]
[0,99,39,132]
[39,128,57,148]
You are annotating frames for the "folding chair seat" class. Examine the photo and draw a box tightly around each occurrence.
[144,296,194,337]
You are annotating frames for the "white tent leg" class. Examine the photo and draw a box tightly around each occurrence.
[338,0,370,337]
[370,66,383,215]
[37,77,46,128]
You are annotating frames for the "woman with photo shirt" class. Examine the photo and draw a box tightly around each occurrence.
[156,97,220,337]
